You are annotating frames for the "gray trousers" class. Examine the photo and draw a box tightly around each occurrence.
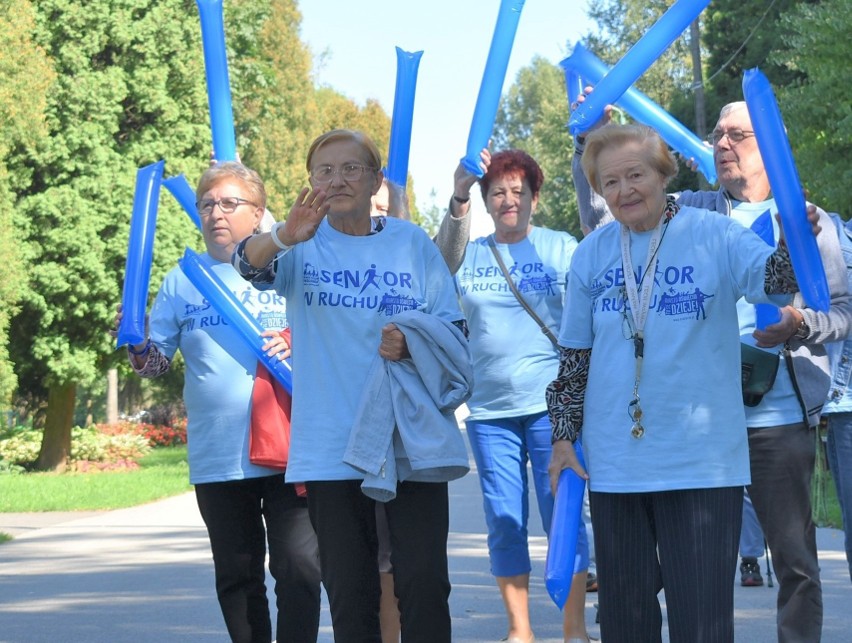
[748,423,823,642]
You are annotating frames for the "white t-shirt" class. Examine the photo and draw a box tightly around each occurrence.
[272,217,465,482]
[457,226,578,420]
[558,206,784,492]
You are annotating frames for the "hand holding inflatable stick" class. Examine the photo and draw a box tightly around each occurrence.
[545,442,587,610]
[385,47,423,189]
[560,43,716,184]
[179,248,293,393]
[196,0,237,161]
[461,0,526,177]
[743,68,830,313]
[568,0,711,137]
[117,160,165,348]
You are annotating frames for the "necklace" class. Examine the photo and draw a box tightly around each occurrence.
[619,198,677,439]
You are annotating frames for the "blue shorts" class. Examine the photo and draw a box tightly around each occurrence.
[466,411,589,577]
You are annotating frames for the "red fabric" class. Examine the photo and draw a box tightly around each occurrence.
[249,328,305,497]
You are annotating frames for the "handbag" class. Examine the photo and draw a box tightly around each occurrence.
[740,343,781,407]
[487,236,559,349]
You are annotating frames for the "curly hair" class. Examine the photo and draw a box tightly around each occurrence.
[196,162,267,211]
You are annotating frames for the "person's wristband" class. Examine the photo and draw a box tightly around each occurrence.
[128,339,151,356]
[452,195,470,204]
[270,220,293,252]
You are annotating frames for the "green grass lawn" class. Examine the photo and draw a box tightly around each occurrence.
[0,446,191,513]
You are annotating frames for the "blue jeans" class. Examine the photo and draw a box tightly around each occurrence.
[826,412,852,582]
[466,411,588,577]
[739,489,765,558]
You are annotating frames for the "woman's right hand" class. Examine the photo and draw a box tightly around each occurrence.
[275,187,329,246]
[548,439,588,495]
[451,148,491,207]
[110,304,149,355]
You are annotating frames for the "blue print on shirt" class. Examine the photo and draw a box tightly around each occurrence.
[301,261,419,314]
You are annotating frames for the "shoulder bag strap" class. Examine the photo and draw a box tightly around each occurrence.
[487,236,560,349]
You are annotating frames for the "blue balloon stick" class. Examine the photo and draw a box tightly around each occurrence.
[461,0,526,177]
[117,160,165,348]
[750,211,782,329]
[560,43,716,185]
[544,443,586,610]
[742,68,830,312]
[386,47,423,188]
[163,174,203,230]
[568,0,711,136]
[196,0,237,161]
[178,249,293,393]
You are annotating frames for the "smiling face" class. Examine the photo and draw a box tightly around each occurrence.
[200,178,263,261]
[485,172,538,242]
[712,105,770,202]
[308,139,381,220]
[597,141,668,232]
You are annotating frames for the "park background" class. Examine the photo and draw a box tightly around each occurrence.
[0,0,848,475]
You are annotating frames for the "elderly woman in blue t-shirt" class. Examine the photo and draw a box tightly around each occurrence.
[546,123,815,642]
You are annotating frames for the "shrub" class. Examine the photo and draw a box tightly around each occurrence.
[95,420,187,447]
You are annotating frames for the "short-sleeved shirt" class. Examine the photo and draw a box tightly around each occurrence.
[456,226,578,420]
[149,253,287,484]
[558,206,779,492]
[271,217,465,482]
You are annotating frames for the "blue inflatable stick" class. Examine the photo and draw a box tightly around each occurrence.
[750,211,782,329]
[560,43,716,185]
[386,47,423,188]
[742,68,830,313]
[178,249,293,393]
[568,0,711,136]
[163,174,202,231]
[117,160,165,348]
[545,443,587,610]
[196,0,237,161]
[461,0,526,176]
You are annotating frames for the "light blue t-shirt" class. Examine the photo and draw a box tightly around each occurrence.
[558,206,781,493]
[729,199,803,427]
[272,217,465,482]
[149,253,288,484]
[456,226,578,420]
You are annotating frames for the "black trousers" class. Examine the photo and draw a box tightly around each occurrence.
[195,476,321,643]
[591,486,742,643]
[306,479,452,643]
[747,423,822,642]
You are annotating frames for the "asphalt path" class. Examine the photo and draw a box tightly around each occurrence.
[1,432,849,642]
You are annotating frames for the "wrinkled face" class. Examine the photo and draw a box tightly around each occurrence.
[200,179,263,258]
[371,183,390,216]
[597,141,668,232]
[309,139,381,217]
[712,107,766,197]
[485,173,537,237]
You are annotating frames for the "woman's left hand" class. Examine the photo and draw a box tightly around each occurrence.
[261,329,291,361]
[378,323,410,361]
[548,439,588,496]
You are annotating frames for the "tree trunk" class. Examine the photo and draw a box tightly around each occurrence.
[106,368,118,425]
[35,381,76,472]
[689,18,710,190]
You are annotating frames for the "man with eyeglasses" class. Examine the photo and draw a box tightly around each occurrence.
[572,98,852,642]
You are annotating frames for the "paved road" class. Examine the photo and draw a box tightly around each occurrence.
[1,441,850,642]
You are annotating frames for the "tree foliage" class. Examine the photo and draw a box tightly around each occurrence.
[773,0,851,214]
[0,0,54,406]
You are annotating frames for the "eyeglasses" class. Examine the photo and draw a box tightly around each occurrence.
[707,129,755,145]
[309,163,375,184]
[196,197,257,216]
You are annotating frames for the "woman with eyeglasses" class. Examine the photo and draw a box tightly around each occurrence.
[231,129,471,643]
[112,161,321,643]
[546,123,819,642]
